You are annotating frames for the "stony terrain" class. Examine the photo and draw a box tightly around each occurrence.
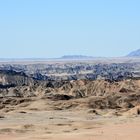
[1,59,140,81]
[1,60,140,139]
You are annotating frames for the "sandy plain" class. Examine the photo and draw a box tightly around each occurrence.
[0,98,140,140]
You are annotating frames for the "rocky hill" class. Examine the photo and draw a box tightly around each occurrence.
[0,74,140,116]
[127,49,140,57]
[0,61,140,117]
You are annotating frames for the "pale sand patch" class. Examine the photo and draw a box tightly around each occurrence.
[1,120,140,140]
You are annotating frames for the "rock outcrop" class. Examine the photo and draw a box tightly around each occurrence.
[0,63,140,116]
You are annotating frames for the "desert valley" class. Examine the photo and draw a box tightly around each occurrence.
[0,56,140,140]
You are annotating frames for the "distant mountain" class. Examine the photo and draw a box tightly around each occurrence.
[127,49,140,57]
[60,55,94,59]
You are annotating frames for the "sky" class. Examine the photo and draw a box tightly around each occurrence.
[0,0,140,58]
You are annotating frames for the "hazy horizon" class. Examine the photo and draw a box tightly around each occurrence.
[0,0,140,58]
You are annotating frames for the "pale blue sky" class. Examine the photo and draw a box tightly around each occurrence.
[0,0,140,58]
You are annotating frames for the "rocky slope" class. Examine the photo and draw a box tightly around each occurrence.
[0,68,140,116]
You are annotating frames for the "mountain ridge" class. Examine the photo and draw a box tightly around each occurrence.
[60,55,94,59]
[127,49,140,57]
